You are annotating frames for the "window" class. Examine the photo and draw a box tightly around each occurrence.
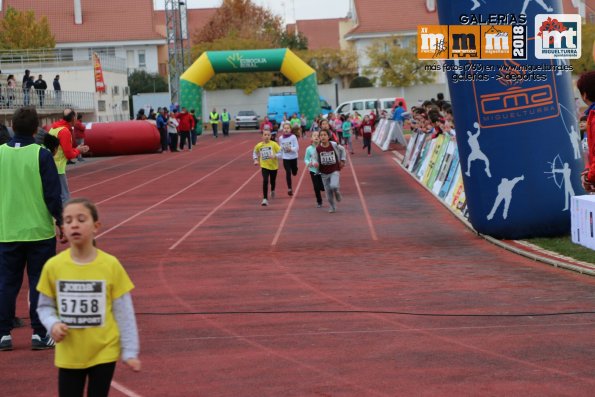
[112,86,119,95]
[138,50,146,68]
[365,101,377,110]
[338,104,351,114]
[121,100,129,111]
[123,86,130,95]
[320,99,332,110]
[89,47,115,58]
[352,102,364,111]
[98,100,106,111]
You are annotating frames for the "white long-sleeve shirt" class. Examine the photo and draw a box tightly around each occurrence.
[277,134,299,160]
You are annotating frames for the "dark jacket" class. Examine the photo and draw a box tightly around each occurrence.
[34,79,47,90]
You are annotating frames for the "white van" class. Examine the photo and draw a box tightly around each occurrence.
[335,99,378,117]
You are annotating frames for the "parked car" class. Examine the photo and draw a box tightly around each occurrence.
[335,97,408,118]
[235,110,259,130]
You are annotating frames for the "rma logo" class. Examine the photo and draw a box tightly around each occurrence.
[535,14,581,59]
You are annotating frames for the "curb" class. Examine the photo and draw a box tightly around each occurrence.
[390,150,595,277]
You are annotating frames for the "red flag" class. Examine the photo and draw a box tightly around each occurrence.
[93,52,106,93]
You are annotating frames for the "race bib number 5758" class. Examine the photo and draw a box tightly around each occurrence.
[57,280,106,328]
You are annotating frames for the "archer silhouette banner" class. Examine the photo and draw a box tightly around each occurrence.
[436,0,583,238]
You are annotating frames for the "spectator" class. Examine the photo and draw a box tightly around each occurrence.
[0,123,9,145]
[176,107,195,151]
[136,109,147,120]
[209,108,219,138]
[73,114,86,162]
[22,70,31,106]
[48,109,90,203]
[34,75,47,107]
[53,75,61,104]
[167,110,179,152]
[0,106,63,351]
[578,71,595,192]
[392,102,405,126]
[190,109,200,147]
[156,107,168,153]
[6,75,16,107]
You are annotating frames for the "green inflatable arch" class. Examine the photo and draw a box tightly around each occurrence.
[180,49,321,134]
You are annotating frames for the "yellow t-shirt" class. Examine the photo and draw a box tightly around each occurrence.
[37,249,135,369]
[253,141,281,170]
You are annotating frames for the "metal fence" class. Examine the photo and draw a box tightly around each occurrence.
[0,48,126,72]
[0,88,95,112]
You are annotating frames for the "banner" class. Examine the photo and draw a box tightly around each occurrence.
[93,52,106,93]
[435,0,583,239]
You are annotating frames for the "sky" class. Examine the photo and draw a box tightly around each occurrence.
[153,0,351,23]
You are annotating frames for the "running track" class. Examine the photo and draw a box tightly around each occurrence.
[4,131,595,396]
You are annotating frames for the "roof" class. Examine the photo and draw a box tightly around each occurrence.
[154,8,217,46]
[347,0,438,37]
[287,18,347,50]
[0,0,163,44]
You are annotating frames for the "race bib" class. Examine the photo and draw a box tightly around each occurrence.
[320,151,337,166]
[260,146,273,160]
[57,280,106,328]
[282,142,292,151]
[364,126,372,133]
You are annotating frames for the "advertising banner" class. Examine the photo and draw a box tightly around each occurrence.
[93,52,106,93]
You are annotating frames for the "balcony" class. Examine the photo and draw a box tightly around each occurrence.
[0,88,95,115]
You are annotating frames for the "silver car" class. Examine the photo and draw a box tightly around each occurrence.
[235,110,259,130]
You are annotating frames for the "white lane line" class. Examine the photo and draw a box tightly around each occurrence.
[95,141,249,205]
[271,166,308,247]
[169,169,260,250]
[111,380,144,397]
[348,157,378,241]
[96,151,248,239]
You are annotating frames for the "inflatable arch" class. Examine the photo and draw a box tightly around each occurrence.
[180,49,321,134]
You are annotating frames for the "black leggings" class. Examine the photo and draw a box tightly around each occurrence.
[261,168,277,199]
[283,158,298,189]
[363,136,371,154]
[309,171,324,205]
[59,362,116,397]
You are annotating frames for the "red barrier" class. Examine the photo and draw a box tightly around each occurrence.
[84,121,160,156]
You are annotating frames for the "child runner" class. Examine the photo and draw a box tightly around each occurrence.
[253,126,282,206]
[36,198,141,397]
[342,115,354,154]
[277,122,300,196]
[361,114,375,156]
[316,129,346,213]
[304,131,325,208]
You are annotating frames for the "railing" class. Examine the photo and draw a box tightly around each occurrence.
[0,88,95,112]
[0,48,127,72]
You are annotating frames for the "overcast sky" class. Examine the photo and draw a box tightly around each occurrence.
[153,0,351,23]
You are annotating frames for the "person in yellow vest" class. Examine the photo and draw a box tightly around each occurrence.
[209,107,220,138]
[0,106,64,351]
[48,109,89,203]
[221,108,231,137]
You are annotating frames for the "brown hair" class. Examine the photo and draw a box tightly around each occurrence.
[64,197,99,222]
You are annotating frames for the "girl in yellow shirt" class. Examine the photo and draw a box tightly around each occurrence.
[253,127,282,206]
[37,198,140,397]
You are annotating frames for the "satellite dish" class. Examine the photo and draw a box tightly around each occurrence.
[426,0,436,12]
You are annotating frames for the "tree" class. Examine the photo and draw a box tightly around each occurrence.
[297,48,359,86]
[0,6,55,49]
[128,70,169,95]
[349,76,373,88]
[571,24,595,75]
[363,39,434,87]
[279,31,308,50]
[193,0,282,44]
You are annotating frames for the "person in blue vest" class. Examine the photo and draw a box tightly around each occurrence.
[392,102,405,126]
[221,108,231,137]
[0,106,63,351]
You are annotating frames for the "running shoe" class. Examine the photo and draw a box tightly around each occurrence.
[31,334,55,350]
[328,206,336,213]
[288,189,293,196]
[261,199,269,206]
[317,203,322,208]
[0,335,12,351]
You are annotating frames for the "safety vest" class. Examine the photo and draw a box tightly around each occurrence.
[0,144,55,242]
[210,112,219,124]
[48,126,69,174]
[221,112,230,122]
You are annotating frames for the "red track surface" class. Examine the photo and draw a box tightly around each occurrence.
[4,132,595,396]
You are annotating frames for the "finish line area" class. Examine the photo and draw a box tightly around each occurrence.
[4,132,595,396]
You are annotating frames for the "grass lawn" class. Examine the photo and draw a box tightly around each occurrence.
[526,235,595,265]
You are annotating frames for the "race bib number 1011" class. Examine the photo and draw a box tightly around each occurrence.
[57,280,106,328]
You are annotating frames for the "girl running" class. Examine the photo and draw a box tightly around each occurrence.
[36,198,141,397]
[304,131,324,208]
[277,122,300,196]
[361,114,375,156]
[342,115,354,154]
[316,129,346,213]
[253,126,282,206]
